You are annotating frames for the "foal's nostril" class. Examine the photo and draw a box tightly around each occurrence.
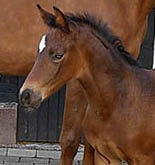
[23,91,30,104]
[20,89,33,106]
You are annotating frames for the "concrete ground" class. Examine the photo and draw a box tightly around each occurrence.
[0,144,83,165]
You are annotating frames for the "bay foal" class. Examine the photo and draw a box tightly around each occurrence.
[1,1,154,164]
[20,6,155,165]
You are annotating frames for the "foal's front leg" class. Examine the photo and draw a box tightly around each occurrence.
[59,80,88,165]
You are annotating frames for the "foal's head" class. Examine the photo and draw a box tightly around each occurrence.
[19,5,89,108]
[19,5,137,109]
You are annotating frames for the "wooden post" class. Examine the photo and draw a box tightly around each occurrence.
[0,102,17,144]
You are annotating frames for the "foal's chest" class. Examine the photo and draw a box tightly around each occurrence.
[83,110,130,163]
[82,107,155,164]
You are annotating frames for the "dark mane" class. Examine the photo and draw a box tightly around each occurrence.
[66,13,139,66]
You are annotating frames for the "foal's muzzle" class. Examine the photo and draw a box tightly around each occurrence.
[19,89,42,109]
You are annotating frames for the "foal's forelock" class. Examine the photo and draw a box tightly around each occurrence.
[38,34,47,53]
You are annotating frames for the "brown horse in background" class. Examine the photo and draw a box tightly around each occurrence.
[0,0,154,75]
[19,6,155,164]
[0,0,154,164]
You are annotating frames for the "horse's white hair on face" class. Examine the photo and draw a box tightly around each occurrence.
[38,34,47,53]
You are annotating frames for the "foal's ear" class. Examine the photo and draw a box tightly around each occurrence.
[53,6,70,33]
[37,4,56,27]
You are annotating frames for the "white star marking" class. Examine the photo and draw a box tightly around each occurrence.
[39,34,47,53]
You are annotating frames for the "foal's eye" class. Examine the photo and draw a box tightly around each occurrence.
[49,52,64,63]
[49,49,64,62]
[54,54,64,60]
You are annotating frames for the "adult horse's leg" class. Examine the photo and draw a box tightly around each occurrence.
[83,138,95,165]
[59,80,88,165]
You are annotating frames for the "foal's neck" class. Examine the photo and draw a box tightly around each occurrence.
[77,30,131,118]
